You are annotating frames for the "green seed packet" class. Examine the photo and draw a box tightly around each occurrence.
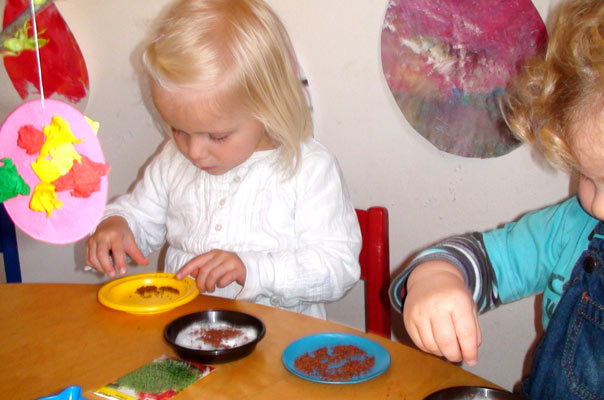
[94,355,214,400]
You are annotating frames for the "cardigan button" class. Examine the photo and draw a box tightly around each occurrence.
[583,256,596,273]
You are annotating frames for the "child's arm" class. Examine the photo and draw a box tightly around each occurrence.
[86,216,148,277]
[92,141,183,276]
[389,232,496,365]
[404,259,481,365]
[391,197,589,365]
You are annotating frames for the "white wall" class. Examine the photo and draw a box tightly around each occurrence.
[2,0,567,391]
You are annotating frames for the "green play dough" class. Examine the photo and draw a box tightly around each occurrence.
[116,359,200,393]
[0,158,30,203]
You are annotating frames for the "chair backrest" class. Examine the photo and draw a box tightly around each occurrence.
[0,204,22,283]
[355,207,391,337]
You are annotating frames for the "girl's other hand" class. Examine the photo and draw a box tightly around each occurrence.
[403,260,482,366]
[176,249,246,293]
[86,216,149,278]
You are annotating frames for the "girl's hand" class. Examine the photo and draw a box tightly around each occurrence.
[86,216,148,278]
[403,260,482,366]
[176,250,246,293]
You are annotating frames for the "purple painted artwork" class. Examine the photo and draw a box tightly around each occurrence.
[381,0,547,158]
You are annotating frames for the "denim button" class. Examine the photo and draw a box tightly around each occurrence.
[583,256,596,273]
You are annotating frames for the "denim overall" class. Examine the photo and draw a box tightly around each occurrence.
[522,223,604,399]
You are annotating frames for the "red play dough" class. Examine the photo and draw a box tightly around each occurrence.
[17,124,44,155]
[53,155,110,198]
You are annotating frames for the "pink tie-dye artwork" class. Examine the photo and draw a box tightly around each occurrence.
[381,0,546,158]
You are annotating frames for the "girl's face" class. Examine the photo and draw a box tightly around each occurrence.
[574,112,604,221]
[151,82,276,176]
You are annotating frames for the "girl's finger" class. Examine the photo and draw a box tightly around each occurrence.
[125,238,148,267]
[86,240,101,271]
[97,243,117,278]
[176,252,212,279]
[216,270,237,288]
[196,254,225,292]
[111,247,128,276]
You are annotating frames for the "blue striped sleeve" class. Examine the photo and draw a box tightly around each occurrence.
[388,233,500,313]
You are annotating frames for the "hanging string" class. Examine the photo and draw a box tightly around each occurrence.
[29,0,45,108]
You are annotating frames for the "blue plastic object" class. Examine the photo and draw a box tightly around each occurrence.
[37,386,86,400]
[282,332,391,384]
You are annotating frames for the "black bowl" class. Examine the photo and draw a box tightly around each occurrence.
[164,309,266,364]
[424,386,525,400]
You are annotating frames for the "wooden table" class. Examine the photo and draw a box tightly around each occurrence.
[0,283,497,399]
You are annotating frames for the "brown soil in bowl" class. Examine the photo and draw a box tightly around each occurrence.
[135,285,180,298]
[294,344,375,381]
[194,328,245,349]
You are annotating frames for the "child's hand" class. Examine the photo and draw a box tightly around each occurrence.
[175,250,246,293]
[404,260,482,366]
[86,216,149,278]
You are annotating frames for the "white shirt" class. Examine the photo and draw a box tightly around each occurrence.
[104,138,361,318]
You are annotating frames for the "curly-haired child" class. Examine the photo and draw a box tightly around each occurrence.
[389,0,604,398]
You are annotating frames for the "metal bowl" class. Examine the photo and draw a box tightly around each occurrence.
[424,386,525,400]
[164,310,266,364]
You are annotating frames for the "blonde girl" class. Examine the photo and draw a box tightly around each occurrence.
[87,0,361,319]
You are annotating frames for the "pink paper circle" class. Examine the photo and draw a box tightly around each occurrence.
[0,99,108,244]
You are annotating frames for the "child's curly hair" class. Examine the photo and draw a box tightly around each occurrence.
[502,0,604,172]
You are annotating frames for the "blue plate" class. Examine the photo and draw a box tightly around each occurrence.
[282,333,390,384]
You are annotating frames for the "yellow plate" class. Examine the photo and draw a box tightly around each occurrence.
[97,273,198,314]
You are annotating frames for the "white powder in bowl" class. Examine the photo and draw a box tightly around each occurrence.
[175,321,258,350]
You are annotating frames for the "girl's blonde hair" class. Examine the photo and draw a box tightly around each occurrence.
[143,0,312,175]
[502,0,604,172]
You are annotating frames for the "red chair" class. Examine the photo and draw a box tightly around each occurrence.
[355,207,391,338]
